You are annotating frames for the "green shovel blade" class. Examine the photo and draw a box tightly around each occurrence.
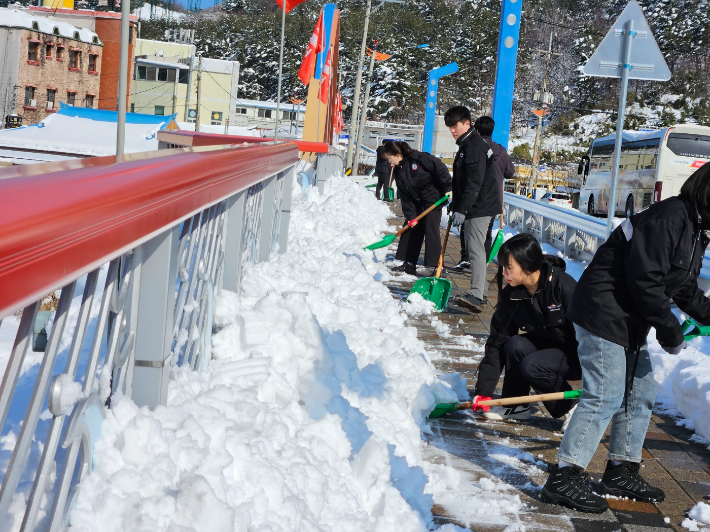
[364,233,396,250]
[682,318,710,341]
[428,403,458,419]
[409,277,452,311]
[384,187,394,201]
[487,230,504,265]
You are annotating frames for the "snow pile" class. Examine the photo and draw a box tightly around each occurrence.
[683,502,710,530]
[69,177,467,531]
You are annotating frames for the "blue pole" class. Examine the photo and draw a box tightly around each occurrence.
[490,0,523,149]
[422,62,458,154]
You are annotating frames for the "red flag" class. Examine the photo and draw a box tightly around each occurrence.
[297,13,324,86]
[335,92,344,133]
[319,48,332,103]
[274,0,307,13]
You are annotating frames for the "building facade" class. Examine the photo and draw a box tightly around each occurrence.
[0,6,102,127]
[30,6,138,112]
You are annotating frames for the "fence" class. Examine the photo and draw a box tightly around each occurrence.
[504,192,710,293]
[0,138,341,530]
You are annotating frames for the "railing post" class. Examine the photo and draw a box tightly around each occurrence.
[278,166,295,255]
[541,217,550,244]
[222,191,247,293]
[131,225,180,409]
[258,174,277,263]
[316,154,327,194]
[521,209,530,234]
[564,226,576,258]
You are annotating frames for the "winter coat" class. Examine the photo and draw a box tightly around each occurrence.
[375,146,391,181]
[481,135,515,213]
[393,150,452,221]
[568,196,710,350]
[475,262,579,397]
[451,129,501,219]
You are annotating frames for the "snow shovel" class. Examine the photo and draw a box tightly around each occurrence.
[682,318,710,341]
[383,166,395,202]
[407,215,453,311]
[364,195,450,250]
[428,389,583,419]
[487,229,504,265]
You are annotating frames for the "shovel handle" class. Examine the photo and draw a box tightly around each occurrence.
[388,165,394,188]
[455,389,582,411]
[395,196,451,237]
[435,216,453,278]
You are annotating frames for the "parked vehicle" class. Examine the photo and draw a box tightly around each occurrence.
[578,124,710,217]
[539,191,573,208]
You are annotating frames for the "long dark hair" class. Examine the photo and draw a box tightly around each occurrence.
[679,162,710,227]
[382,140,413,159]
[494,233,566,299]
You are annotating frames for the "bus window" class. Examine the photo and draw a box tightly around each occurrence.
[666,133,710,159]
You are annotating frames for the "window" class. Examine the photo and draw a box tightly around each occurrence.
[157,68,168,82]
[56,46,64,61]
[667,133,710,159]
[28,41,39,62]
[167,69,176,83]
[146,66,157,81]
[24,86,36,107]
[69,50,81,69]
[236,107,247,114]
[53,27,60,36]
[73,31,80,40]
[46,89,56,109]
[258,109,272,119]
[45,43,53,59]
[178,69,189,84]
[67,91,76,105]
[85,94,94,108]
[92,36,99,44]
[155,105,165,116]
[136,65,147,80]
[88,54,98,72]
[130,103,135,113]
[210,111,223,124]
[32,21,39,31]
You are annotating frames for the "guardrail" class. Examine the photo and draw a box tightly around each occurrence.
[0,141,299,530]
[156,131,344,194]
[504,192,710,293]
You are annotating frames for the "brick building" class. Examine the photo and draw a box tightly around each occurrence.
[30,6,138,112]
[0,6,102,126]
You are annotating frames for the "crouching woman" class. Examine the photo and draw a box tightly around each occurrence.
[472,233,581,422]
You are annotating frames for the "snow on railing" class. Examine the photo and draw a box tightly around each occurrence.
[0,141,299,530]
[504,193,710,294]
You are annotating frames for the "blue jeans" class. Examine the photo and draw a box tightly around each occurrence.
[557,324,655,468]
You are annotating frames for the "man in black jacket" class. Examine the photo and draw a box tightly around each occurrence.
[444,106,500,309]
[375,140,392,201]
[475,116,515,259]
[541,163,710,514]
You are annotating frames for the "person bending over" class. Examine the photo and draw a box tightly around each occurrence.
[541,162,710,513]
[384,140,452,276]
[472,233,581,423]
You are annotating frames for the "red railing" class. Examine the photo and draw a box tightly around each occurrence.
[0,142,298,320]
[157,130,333,154]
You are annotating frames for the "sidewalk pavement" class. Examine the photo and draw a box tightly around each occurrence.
[382,200,710,532]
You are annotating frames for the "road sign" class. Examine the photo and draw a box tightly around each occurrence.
[583,0,670,81]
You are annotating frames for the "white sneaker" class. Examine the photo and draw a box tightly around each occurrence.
[561,403,578,432]
[483,404,531,420]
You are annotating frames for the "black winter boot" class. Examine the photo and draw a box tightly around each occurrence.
[599,461,665,502]
[391,262,416,275]
[540,464,609,513]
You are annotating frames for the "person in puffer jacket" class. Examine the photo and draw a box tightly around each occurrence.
[541,162,710,514]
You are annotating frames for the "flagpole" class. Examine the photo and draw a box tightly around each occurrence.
[275,0,287,142]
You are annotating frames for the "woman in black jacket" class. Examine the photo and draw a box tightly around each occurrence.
[383,141,452,275]
[472,233,580,421]
[541,163,710,514]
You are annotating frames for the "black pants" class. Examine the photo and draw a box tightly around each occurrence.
[395,207,442,267]
[375,173,390,200]
[500,335,582,418]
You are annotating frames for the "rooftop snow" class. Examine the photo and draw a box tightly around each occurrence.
[0,7,101,45]
[0,103,175,157]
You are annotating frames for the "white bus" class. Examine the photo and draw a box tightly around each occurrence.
[578,124,710,217]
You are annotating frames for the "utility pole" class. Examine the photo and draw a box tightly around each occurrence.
[353,39,377,173]
[528,33,560,198]
[195,54,202,132]
[116,0,130,157]
[345,0,373,172]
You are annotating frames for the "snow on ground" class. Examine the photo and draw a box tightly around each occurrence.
[68,177,477,531]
